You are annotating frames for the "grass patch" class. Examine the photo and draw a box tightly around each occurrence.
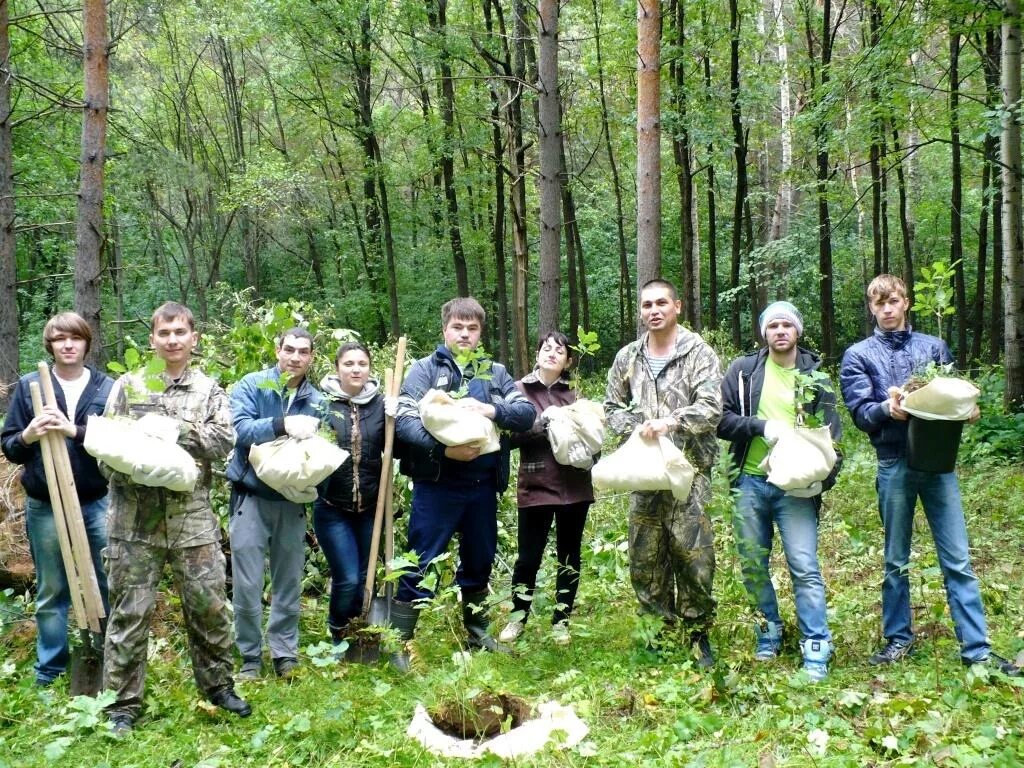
[1,429,1022,766]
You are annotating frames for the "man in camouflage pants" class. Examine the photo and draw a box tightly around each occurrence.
[103,302,250,735]
[605,279,722,667]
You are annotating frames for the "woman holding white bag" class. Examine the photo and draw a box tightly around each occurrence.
[500,332,595,646]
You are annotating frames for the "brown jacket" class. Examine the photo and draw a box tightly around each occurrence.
[511,372,595,509]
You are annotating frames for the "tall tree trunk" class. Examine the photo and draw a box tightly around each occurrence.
[591,0,631,345]
[636,0,662,300]
[868,0,883,278]
[510,0,530,374]
[0,0,15,407]
[728,0,747,347]
[770,0,793,242]
[893,127,915,300]
[949,25,967,365]
[977,26,1001,365]
[430,0,469,297]
[537,0,561,335]
[805,0,836,358]
[670,0,700,329]
[704,52,719,330]
[1002,0,1024,406]
[483,0,510,364]
[76,0,109,366]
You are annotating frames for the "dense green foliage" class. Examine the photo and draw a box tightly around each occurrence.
[5,0,1015,373]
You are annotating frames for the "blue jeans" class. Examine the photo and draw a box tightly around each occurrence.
[876,458,989,661]
[25,494,110,684]
[396,479,498,603]
[312,500,375,632]
[733,475,831,641]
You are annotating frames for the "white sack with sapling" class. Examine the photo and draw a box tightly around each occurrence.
[84,413,199,492]
[419,389,500,454]
[900,376,980,421]
[544,399,605,469]
[249,436,349,504]
[592,426,695,501]
[759,425,837,494]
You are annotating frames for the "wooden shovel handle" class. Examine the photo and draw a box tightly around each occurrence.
[30,382,91,631]
[361,336,406,614]
[36,363,105,629]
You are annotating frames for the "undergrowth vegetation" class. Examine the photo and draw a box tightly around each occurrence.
[1,373,1022,767]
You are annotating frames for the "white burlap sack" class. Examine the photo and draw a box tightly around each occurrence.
[407,701,589,759]
[419,389,500,454]
[544,399,606,469]
[84,415,199,492]
[759,425,837,492]
[591,427,695,501]
[249,436,349,504]
[901,376,980,421]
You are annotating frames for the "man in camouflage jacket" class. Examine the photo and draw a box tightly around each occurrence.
[102,303,250,734]
[604,279,722,666]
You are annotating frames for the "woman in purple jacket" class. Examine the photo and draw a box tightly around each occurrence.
[500,332,595,645]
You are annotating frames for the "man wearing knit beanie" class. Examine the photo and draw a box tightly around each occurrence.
[718,301,840,680]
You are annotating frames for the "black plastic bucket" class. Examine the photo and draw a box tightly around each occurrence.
[906,416,964,473]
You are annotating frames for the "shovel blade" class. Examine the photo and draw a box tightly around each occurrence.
[69,629,104,696]
[366,595,393,629]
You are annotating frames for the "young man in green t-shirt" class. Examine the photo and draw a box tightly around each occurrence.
[717,302,841,680]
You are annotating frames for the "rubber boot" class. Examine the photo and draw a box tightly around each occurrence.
[754,619,784,661]
[462,590,511,653]
[387,600,420,673]
[801,638,831,682]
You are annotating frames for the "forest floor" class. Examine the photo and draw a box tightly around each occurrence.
[1,424,1022,767]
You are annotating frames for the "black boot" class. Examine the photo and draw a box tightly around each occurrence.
[462,590,511,653]
[387,600,420,673]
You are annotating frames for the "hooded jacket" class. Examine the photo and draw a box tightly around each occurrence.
[510,371,595,509]
[319,375,385,514]
[718,346,842,495]
[395,344,535,492]
[225,365,323,499]
[2,365,113,503]
[839,327,951,460]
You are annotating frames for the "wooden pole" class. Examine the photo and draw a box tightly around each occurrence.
[29,381,90,631]
[362,336,407,614]
[36,363,105,630]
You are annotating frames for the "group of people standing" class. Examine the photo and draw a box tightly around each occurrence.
[2,274,1019,735]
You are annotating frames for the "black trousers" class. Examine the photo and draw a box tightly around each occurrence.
[510,501,591,624]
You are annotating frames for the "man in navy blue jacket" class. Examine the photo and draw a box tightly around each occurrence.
[840,274,1019,676]
[1,312,113,686]
[225,327,322,679]
[390,298,535,669]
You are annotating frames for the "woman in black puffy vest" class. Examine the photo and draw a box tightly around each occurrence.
[314,341,386,643]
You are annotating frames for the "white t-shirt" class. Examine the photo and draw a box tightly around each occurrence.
[54,368,90,419]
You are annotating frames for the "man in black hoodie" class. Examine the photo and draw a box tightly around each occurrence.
[1,312,113,686]
[717,302,840,681]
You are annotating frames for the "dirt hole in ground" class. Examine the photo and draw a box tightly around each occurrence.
[430,693,532,740]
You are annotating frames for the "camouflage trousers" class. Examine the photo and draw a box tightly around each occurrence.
[103,538,235,720]
[628,473,716,627]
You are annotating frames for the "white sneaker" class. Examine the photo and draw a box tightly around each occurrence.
[551,622,571,645]
[498,621,524,643]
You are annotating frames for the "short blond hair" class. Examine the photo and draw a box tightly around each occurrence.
[867,274,907,303]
